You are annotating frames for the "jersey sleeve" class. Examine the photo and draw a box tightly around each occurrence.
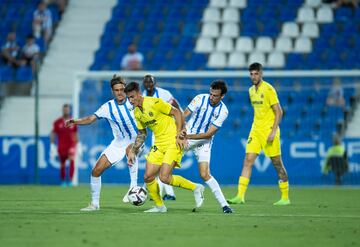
[187,95,202,113]
[212,106,228,128]
[268,86,279,106]
[161,89,174,103]
[153,98,172,115]
[94,103,107,119]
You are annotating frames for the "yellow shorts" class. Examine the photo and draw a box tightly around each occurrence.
[145,141,183,168]
[245,128,281,157]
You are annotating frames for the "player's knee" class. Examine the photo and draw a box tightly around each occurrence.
[91,168,101,177]
[159,173,171,184]
[244,157,255,168]
[144,173,155,183]
[199,170,210,181]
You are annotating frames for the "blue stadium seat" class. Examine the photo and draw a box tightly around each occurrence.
[15,66,33,81]
[0,66,15,82]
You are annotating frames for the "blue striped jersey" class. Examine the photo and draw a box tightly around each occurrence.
[186,94,228,135]
[94,99,138,141]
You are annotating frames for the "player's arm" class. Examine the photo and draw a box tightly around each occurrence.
[169,97,182,112]
[268,103,283,142]
[65,115,97,127]
[187,125,218,140]
[128,128,147,165]
[49,123,58,158]
[50,130,56,144]
[169,107,187,149]
[132,128,147,155]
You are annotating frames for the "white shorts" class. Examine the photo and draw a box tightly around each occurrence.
[186,139,213,163]
[101,139,132,165]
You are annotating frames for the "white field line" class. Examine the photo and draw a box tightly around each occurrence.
[0,210,359,219]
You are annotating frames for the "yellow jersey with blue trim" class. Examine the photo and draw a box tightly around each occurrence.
[134,96,177,146]
[249,80,279,131]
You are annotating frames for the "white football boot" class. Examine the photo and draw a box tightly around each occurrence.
[80,203,100,212]
[143,205,167,213]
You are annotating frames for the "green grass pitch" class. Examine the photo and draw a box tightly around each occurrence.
[0,185,359,247]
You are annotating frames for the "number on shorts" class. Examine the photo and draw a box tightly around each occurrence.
[151,145,158,152]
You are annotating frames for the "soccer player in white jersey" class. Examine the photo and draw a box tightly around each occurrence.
[65,75,139,211]
[142,74,181,201]
[182,80,233,213]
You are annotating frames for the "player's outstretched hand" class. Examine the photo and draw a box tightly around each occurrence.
[65,119,75,127]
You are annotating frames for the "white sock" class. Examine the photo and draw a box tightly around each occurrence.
[91,176,101,207]
[164,183,175,197]
[206,176,228,207]
[129,159,138,188]
[157,177,164,197]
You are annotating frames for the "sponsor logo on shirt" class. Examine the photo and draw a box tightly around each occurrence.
[144,120,156,125]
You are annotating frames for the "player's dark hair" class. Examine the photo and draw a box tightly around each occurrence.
[63,103,70,108]
[124,81,140,93]
[249,62,263,71]
[143,74,156,85]
[211,80,227,95]
[110,74,126,88]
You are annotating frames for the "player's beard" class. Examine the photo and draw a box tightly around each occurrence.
[252,78,261,86]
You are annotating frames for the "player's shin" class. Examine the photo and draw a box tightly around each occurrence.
[279,180,289,200]
[157,177,165,197]
[206,177,228,207]
[170,175,196,190]
[90,176,101,207]
[128,160,138,188]
[238,176,250,199]
[146,179,164,206]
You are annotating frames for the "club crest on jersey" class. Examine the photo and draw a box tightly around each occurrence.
[149,111,153,117]
[261,94,264,98]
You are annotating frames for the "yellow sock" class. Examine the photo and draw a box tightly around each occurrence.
[170,175,196,191]
[279,181,289,200]
[237,176,250,199]
[146,179,164,206]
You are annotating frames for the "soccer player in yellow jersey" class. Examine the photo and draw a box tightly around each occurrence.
[125,82,205,213]
[228,62,290,206]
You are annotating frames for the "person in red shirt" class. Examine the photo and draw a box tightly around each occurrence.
[50,104,78,186]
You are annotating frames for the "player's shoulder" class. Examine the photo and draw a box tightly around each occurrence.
[156,87,171,94]
[262,80,276,92]
[144,96,157,102]
[144,96,164,105]
[102,99,113,106]
[193,93,208,101]
[54,117,63,124]
[219,101,229,113]
[249,85,255,93]
[157,87,174,100]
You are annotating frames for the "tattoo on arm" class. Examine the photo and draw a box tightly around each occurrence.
[132,129,147,154]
